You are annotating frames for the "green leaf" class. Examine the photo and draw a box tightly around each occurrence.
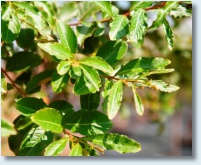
[56,21,77,53]
[69,143,83,156]
[63,109,112,135]
[81,65,101,92]
[149,80,180,93]
[44,137,69,156]
[163,19,174,51]
[107,80,123,120]
[78,2,100,21]
[1,3,12,21]
[127,9,147,45]
[82,133,141,154]
[1,74,7,94]
[6,51,43,72]
[132,86,144,116]
[57,61,72,75]
[80,92,100,110]
[49,100,74,116]
[109,15,129,40]
[117,57,171,77]
[150,2,179,29]
[1,119,17,137]
[18,126,54,156]
[170,5,192,18]
[15,97,46,117]
[130,1,153,11]
[75,22,96,46]
[96,40,128,65]
[1,13,21,44]
[16,28,35,49]
[31,108,63,133]
[38,43,74,60]
[95,2,113,16]
[80,56,114,75]
[51,70,70,93]
[69,66,82,79]
[25,70,53,94]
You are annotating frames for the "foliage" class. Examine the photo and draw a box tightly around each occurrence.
[1,1,192,156]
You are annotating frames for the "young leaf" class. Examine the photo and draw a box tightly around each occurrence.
[80,56,114,75]
[132,85,144,116]
[163,19,174,51]
[94,2,113,17]
[130,1,153,11]
[69,65,82,79]
[127,9,147,45]
[62,109,112,135]
[6,52,42,72]
[149,80,180,93]
[81,65,101,92]
[109,15,129,40]
[69,143,83,156]
[117,57,171,77]
[57,61,72,75]
[15,97,46,117]
[56,21,77,53]
[80,92,100,110]
[31,108,63,133]
[1,119,17,137]
[18,126,54,156]
[25,70,53,94]
[82,133,141,154]
[51,70,70,93]
[150,2,179,29]
[75,22,96,46]
[44,137,69,156]
[96,40,128,65]
[107,80,123,119]
[49,100,74,116]
[38,43,74,60]
[170,5,192,18]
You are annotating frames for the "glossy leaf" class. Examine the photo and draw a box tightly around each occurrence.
[127,9,147,45]
[69,66,82,79]
[95,2,113,16]
[51,70,70,93]
[25,70,53,94]
[44,137,69,156]
[18,126,54,156]
[96,40,128,65]
[80,65,101,93]
[57,61,72,75]
[1,74,7,94]
[132,86,144,116]
[80,56,114,75]
[130,1,153,11]
[163,19,174,50]
[6,51,42,72]
[76,22,96,46]
[49,100,74,116]
[38,43,74,60]
[107,80,123,120]
[149,80,180,93]
[69,143,83,156]
[109,15,129,40]
[31,108,63,133]
[82,133,141,154]
[117,57,171,77]
[151,2,179,29]
[56,21,77,53]
[80,92,100,110]
[170,5,192,18]
[1,119,17,137]
[1,3,12,21]
[15,97,46,117]
[63,109,112,135]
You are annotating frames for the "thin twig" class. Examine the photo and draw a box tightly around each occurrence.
[1,68,27,97]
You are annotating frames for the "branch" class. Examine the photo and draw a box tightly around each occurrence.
[68,2,167,27]
[1,68,27,97]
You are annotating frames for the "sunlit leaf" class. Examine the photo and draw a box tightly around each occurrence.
[132,85,144,116]
[163,19,174,50]
[1,119,17,137]
[69,143,83,156]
